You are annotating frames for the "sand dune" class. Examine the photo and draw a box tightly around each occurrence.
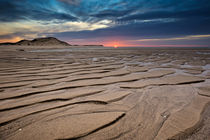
[0,37,71,46]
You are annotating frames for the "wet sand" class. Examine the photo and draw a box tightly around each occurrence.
[0,46,210,140]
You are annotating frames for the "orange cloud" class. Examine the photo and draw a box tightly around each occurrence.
[0,37,22,43]
[135,34,210,42]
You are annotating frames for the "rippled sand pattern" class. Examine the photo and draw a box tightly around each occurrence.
[0,47,210,140]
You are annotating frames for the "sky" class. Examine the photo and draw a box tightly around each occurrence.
[0,0,210,47]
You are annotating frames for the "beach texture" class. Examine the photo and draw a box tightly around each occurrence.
[0,46,210,140]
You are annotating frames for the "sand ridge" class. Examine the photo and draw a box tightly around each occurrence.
[0,46,210,140]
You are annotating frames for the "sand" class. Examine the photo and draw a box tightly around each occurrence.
[0,45,210,140]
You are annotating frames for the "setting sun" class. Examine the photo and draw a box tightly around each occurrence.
[114,44,118,48]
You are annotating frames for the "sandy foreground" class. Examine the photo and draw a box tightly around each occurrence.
[0,46,210,140]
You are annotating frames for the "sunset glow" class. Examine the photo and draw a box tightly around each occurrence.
[103,41,129,47]
[0,37,22,43]
[0,0,210,47]
[114,44,118,48]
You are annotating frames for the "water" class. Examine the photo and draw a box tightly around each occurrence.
[196,52,210,55]
[203,64,210,70]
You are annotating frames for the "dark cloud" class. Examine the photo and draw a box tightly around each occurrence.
[1,0,210,22]
[119,8,210,22]
[0,1,26,22]
[58,0,81,5]
[0,0,77,22]
[90,9,134,18]
[27,9,77,21]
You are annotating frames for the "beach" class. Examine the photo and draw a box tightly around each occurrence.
[0,46,210,140]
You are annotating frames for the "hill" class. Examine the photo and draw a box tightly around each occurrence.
[0,37,71,46]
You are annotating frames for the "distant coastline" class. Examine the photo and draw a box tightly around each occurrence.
[0,37,104,47]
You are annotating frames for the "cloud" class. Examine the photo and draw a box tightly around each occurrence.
[90,9,134,18]
[52,18,210,39]
[118,8,210,22]
[58,0,81,5]
[0,36,23,43]
[135,35,210,42]
[0,0,77,22]
[0,19,113,41]
[1,0,210,23]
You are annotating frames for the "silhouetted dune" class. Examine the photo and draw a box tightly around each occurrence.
[0,37,71,46]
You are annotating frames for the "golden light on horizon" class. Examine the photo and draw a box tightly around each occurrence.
[0,37,22,43]
[103,41,121,47]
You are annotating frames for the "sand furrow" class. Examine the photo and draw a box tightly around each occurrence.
[0,47,210,140]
